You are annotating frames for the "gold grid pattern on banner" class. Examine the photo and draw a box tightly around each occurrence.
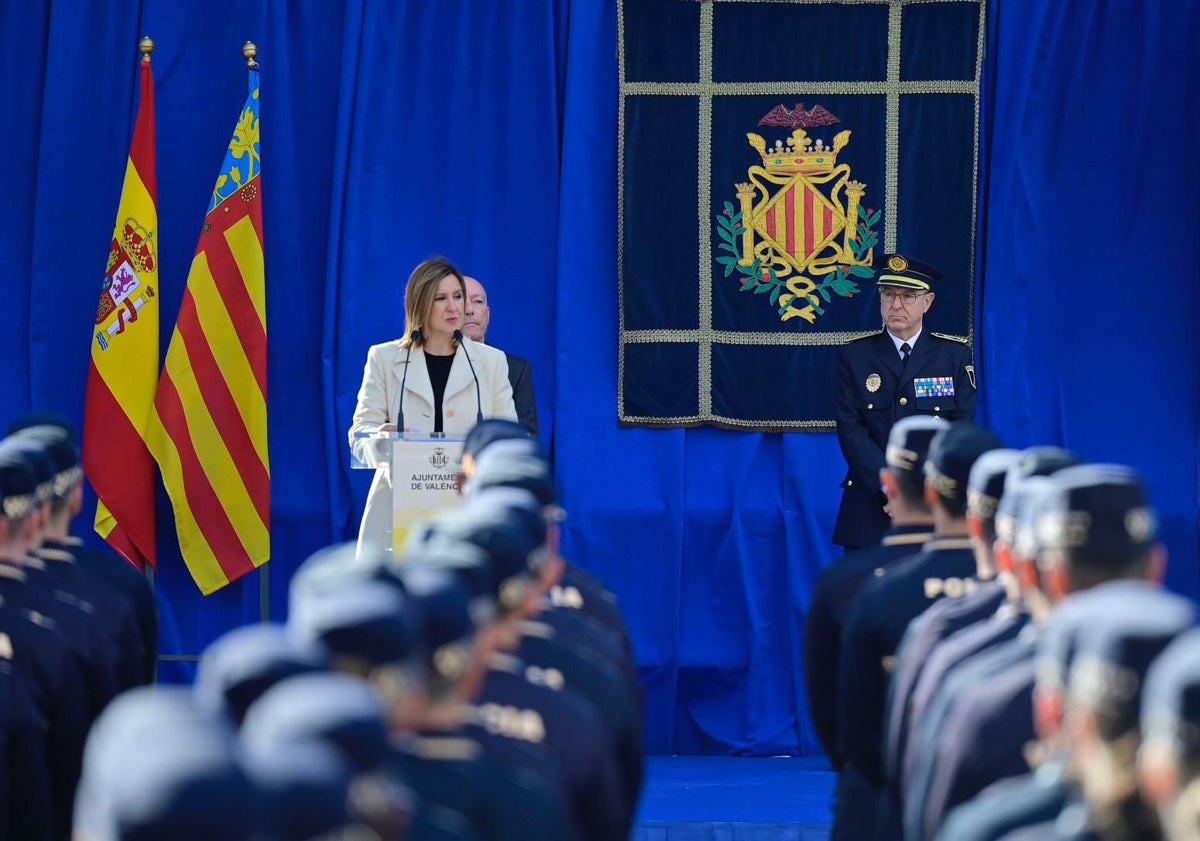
[617,0,985,430]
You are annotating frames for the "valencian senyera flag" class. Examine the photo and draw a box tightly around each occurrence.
[83,42,159,570]
[148,57,269,594]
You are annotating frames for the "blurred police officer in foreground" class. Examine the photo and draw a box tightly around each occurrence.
[1049,584,1195,840]
[898,451,1079,831]
[7,415,157,686]
[917,465,1176,840]
[834,253,976,550]
[1138,629,1200,841]
[811,416,943,840]
[835,422,1000,837]
[883,449,1021,818]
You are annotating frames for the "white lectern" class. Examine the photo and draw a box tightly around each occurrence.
[351,432,464,554]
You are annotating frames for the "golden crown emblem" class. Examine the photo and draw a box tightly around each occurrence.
[748,128,850,176]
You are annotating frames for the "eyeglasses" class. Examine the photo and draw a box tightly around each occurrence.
[879,289,928,305]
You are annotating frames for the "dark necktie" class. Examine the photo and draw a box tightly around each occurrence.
[900,342,911,369]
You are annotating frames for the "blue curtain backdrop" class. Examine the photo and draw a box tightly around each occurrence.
[2,0,1198,757]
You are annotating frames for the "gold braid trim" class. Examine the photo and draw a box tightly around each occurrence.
[697,1,715,416]
[624,329,879,345]
[622,81,976,96]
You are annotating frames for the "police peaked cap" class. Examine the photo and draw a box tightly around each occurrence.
[10,424,81,476]
[3,437,55,504]
[195,623,326,724]
[467,438,558,507]
[0,442,38,519]
[885,416,949,472]
[1008,476,1059,561]
[993,447,1080,543]
[289,579,423,670]
[1141,628,1200,765]
[874,252,941,291]
[1067,581,1195,738]
[461,419,535,461]
[1034,464,1157,567]
[924,422,1004,501]
[76,687,260,841]
[966,449,1021,520]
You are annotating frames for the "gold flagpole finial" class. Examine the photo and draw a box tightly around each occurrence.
[138,36,155,59]
[242,40,259,68]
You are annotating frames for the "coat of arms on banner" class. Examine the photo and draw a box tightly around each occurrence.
[94,217,157,350]
[715,104,879,324]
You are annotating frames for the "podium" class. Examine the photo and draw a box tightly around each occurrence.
[351,431,464,554]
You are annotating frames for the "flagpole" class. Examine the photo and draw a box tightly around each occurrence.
[137,33,154,602]
[243,38,269,622]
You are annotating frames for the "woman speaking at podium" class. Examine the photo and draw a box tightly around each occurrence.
[349,256,516,555]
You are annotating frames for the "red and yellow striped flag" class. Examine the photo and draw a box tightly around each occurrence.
[148,61,269,594]
[82,43,159,570]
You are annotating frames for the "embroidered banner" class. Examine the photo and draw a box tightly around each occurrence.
[618,0,984,429]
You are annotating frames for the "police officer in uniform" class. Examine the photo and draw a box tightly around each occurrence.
[900,451,1079,805]
[881,449,1022,833]
[914,465,1173,840]
[6,416,158,686]
[813,416,944,841]
[417,496,629,839]
[933,598,1093,841]
[1046,584,1195,841]
[809,415,946,769]
[835,422,1000,836]
[834,253,977,550]
[461,426,635,661]
[1137,628,1200,841]
[193,623,326,725]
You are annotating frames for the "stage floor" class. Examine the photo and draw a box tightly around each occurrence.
[632,756,834,841]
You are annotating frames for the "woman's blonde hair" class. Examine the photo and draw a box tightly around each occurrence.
[400,257,466,348]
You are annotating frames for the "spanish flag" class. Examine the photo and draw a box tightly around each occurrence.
[148,56,269,594]
[82,42,159,570]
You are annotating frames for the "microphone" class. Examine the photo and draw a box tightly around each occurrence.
[396,329,420,436]
[454,329,484,424]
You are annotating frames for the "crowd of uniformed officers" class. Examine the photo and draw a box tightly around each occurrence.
[0,416,642,840]
[806,415,1200,841]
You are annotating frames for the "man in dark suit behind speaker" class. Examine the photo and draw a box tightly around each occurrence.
[464,275,539,434]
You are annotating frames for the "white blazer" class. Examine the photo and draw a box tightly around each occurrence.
[348,336,517,555]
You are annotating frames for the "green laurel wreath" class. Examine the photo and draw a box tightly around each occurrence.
[715,203,880,317]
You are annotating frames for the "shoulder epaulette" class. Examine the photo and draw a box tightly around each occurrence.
[930,332,969,344]
[849,330,885,343]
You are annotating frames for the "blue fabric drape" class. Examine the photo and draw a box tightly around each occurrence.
[978,0,1200,602]
[2,0,1198,758]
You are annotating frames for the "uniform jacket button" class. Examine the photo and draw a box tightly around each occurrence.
[899,397,908,406]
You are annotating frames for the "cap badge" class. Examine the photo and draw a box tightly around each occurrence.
[1125,507,1154,542]
[888,255,908,272]
[866,373,882,393]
